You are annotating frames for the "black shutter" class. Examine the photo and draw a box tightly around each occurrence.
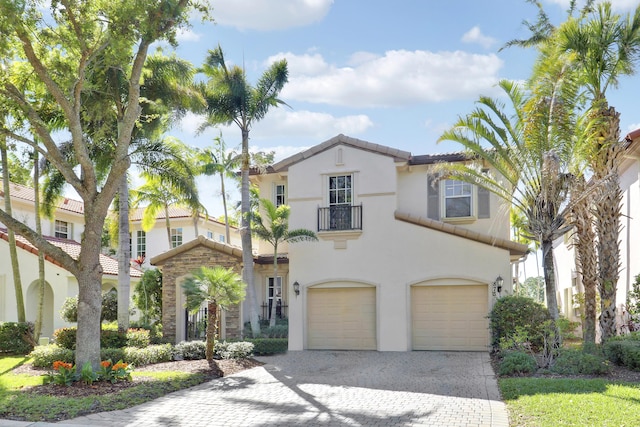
[477,186,490,218]
[427,174,440,220]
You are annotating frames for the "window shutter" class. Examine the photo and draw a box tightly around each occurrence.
[477,186,490,218]
[427,174,440,220]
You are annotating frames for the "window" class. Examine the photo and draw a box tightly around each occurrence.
[54,220,69,239]
[267,277,283,319]
[219,234,225,243]
[275,184,286,207]
[444,180,472,218]
[170,228,183,248]
[207,231,213,239]
[329,175,352,229]
[136,230,146,258]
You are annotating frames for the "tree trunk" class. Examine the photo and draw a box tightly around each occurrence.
[1,141,26,322]
[220,173,230,243]
[241,128,260,337]
[117,175,131,332]
[269,243,279,328]
[164,205,172,248]
[541,238,559,321]
[206,299,218,360]
[33,150,46,341]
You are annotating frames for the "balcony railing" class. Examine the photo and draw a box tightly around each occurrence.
[317,204,363,231]
[261,301,289,320]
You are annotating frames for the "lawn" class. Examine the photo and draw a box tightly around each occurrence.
[500,377,640,427]
[0,356,218,422]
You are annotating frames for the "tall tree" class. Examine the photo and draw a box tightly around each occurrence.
[252,199,317,327]
[194,134,240,244]
[1,135,25,322]
[0,0,203,369]
[558,2,640,341]
[33,150,47,341]
[182,266,246,360]
[200,45,288,337]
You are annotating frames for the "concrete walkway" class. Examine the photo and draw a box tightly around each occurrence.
[2,351,508,427]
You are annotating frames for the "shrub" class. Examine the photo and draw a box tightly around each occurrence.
[29,345,74,368]
[551,349,611,375]
[101,347,126,364]
[53,328,77,350]
[604,333,640,368]
[130,321,164,344]
[489,295,551,351]
[174,341,206,360]
[59,289,119,323]
[498,351,538,376]
[556,317,581,341]
[126,329,151,348]
[123,344,173,366]
[133,269,163,323]
[261,324,288,338]
[246,338,288,355]
[214,341,254,359]
[619,342,640,371]
[101,329,127,349]
[0,322,35,355]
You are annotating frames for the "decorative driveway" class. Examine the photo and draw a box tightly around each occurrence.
[61,351,508,427]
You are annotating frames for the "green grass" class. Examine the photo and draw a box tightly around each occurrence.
[500,377,640,426]
[0,356,214,422]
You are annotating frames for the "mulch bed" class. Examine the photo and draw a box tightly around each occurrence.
[16,358,264,398]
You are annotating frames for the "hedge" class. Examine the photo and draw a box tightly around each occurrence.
[0,322,35,355]
[245,338,288,355]
[53,327,150,350]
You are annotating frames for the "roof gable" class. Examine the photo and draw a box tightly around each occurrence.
[150,235,243,265]
[271,134,412,172]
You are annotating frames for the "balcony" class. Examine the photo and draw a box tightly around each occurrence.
[318,204,363,231]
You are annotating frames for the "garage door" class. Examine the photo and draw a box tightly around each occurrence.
[412,285,488,351]
[307,287,376,350]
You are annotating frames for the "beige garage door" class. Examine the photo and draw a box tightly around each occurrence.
[307,287,376,350]
[412,285,488,351]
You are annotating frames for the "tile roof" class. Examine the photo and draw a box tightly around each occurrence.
[0,181,84,215]
[0,228,142,278]
[150,235,243,265]
[129,207,236,229]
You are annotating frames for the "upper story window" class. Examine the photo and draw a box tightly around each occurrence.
[219,234,225,243]
[275,184,286,207]
[329,175,352,206]
[207,231,213,239]
[318,174,362,231]
[55,220,69,239]
[427,175,490,222]
[171,227,183,248]
[136,230,146,258]
[444,180,472,218]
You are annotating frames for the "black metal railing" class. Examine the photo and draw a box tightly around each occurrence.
[317,204,362,231]
[260,301,289,320]
[185,307,207,341]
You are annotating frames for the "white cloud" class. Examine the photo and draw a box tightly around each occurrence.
[176,28,201,42]
[209,0,333,31]
[627,123,640,132]
[276,50,504,108]
[461,26,497,49]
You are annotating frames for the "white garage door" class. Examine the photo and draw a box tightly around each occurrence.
[307,287,376,350]
[412,285,488,351]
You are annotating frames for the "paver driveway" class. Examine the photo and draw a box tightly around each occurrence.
[64,351,508,427]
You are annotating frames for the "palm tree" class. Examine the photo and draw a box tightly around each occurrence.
[200,45,288,337]
[252,199,318,327]
[558,3,640,340]
[194,134,240,243]
[182,266,246,360]
[32,150,47,341]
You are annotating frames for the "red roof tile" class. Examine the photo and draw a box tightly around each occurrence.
[0,181,84,215]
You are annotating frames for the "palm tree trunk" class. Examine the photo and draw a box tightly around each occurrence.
[269,243,279,327]
[33,150,46,341]
[241,128,260,337]
[220,173,230,243]
[1,141,26,322]
[541,238,559,321]
[164,204,172,248]
[206,300,218,360]
[117,175,131,332]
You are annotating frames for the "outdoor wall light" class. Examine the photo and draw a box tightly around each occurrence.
[293,281,300,297]
[493,275,504,296]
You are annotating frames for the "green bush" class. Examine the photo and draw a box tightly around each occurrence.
[0,322,35,355]
[498,351,538,376]
[126,329,151,348]
[174,341,206,360]
[29,344,74,368]
[133,269,163,323]
[130,321,164,344]
[59,289,119,323]
[556,317,581,341]
[551,349,611,375]
[261,324,288,338]
[604,333,640,368]
[101,347,126,364]
[489,295,551,351]
[53,328,77,350]
[246,338,288,355]
[123,344,173,366]
[214,341,254,359]
[619,342,640,371]
[101,329,128,349]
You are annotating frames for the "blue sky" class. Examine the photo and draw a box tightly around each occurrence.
[157,0,640,216]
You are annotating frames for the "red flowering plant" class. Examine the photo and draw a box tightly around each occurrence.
[45,360,76,386]
[98,359,132,383]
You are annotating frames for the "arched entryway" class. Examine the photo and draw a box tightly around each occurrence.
[26,280,54,339]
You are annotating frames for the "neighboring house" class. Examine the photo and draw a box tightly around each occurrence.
[129,206,241,269]
[245,134,527,351]
[554,128,640,332]
[0,181,142,338]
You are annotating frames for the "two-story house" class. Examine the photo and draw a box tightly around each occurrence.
[554,128,640,333]
[247,134,527,351]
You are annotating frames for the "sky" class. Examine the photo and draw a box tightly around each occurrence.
[155,0,640,218]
